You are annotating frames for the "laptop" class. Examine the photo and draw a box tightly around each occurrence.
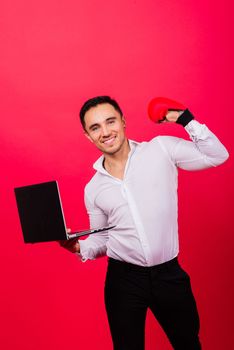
[14,180,115,243]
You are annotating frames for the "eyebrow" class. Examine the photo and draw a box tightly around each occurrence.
[88,116,117,131]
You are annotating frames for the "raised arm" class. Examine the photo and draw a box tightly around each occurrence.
[148,97,229,170]
[159,109,229,170]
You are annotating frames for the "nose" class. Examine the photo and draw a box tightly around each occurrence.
[101,124,111,137]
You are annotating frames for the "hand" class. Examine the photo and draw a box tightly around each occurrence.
[58,228,80,253]
[163,110,183,123]
[148,97,186,123]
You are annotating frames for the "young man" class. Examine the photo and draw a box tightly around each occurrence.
[60,96,229,350]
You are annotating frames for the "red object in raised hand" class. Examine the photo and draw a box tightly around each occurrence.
[148,97,186,123]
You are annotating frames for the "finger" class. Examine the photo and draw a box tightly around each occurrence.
[158,117,167,123]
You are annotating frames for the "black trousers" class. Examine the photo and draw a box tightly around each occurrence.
[104,257,201,350]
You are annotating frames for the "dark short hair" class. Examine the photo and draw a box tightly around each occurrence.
[79,95,123,129]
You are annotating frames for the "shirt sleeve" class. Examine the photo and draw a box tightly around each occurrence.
[77,190,109,262]
[158,120,229,170]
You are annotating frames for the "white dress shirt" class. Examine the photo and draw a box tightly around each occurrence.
[78,120,229,266]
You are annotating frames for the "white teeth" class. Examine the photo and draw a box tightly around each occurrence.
[103,137,115,144]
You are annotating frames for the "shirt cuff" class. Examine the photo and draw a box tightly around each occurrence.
[184,119,208,142]
[75,239,97,262]
[75,240,87,262]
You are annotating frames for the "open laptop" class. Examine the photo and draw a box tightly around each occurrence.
[14,180,115,243]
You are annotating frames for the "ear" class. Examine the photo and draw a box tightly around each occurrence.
[84,131,94,143]
[122,116,126,128]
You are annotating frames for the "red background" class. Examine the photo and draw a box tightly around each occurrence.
[0,1,233,349]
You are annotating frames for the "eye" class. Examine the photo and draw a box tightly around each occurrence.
[107,119,115,124]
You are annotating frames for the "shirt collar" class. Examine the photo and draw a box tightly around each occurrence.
[93,139,139,173]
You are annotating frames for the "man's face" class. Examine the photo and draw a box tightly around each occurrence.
[83,103,126,155]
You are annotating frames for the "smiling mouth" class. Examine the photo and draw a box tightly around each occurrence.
[103,136,116,145]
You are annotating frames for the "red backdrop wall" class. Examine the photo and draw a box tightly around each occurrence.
[0,1,233,349]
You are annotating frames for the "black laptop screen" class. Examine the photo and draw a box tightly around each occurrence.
[14,181,67,243]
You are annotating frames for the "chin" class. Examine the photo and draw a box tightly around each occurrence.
[103,147,120,155]
[103,144,122,155]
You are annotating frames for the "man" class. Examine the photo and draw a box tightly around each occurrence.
[60,95,229,350]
